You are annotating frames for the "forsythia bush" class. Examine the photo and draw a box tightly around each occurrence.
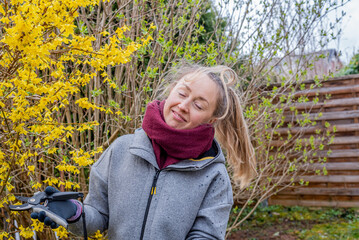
[0,0,153,238]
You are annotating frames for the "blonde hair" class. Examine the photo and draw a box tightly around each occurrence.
[160,63,257,188]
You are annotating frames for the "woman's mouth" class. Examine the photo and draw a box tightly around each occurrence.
[172,110,187,122]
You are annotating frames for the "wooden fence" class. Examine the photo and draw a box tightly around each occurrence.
[268,74,359,207]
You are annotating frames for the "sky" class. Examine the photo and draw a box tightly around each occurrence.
[328,0,359,64]
[220,0,358,64]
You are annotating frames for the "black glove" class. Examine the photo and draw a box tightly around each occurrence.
[30,186,81,229]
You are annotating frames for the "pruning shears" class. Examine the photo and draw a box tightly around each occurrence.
[9,191,84,228]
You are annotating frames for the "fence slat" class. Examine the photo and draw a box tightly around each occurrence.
[278,187,359,196]
[271,136,359,147]
[289,97,359,110]
[318,149,359,158]
[283,109,359,123]
[293,84,359,97]
[296,175,359,183]
[268,199,359,207]
[306,162,359,171]
[275,123,359,135]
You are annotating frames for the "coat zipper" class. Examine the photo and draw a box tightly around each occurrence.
[140,169,161,240]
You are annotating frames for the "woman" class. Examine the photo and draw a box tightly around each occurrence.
[31,64,257,239]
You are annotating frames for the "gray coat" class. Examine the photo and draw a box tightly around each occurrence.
[69,128,233,239]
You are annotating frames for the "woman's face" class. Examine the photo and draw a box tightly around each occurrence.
[163,73,219,129]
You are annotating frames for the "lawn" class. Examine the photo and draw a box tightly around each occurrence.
[227,205,359,240]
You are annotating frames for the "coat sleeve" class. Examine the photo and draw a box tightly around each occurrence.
[186,168,234,240]
[67,145,113,236]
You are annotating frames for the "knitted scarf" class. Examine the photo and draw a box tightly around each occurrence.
[142,100,214,169]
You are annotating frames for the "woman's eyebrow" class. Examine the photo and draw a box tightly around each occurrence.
[198,96,209,104]
[182,82,192,92]
[182,83,209,104]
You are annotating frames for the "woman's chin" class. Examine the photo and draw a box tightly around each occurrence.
[166,120,187,130]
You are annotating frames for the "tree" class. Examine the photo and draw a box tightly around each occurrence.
[0,0,230,238]
[338,52,359,75]
[0,0,350,238]
[0,0,153,238]
[208,0,348,236]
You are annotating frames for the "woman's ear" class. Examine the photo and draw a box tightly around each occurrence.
[208,118,217,124]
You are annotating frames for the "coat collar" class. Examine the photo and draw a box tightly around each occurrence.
[129,128,225,171]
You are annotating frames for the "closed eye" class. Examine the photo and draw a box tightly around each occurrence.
[194,102,203,110]
[178,91,186,97]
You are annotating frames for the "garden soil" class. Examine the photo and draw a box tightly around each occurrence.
[227,220,318,240]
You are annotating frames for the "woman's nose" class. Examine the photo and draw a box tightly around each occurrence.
[178,100,189,112]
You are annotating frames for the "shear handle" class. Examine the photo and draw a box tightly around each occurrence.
[50,192,84,201]
[9,203,32,211]
[32,205,69,229]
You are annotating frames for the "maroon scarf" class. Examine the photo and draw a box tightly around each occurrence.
[142,100,214,169]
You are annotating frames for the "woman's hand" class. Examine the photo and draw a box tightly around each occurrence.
[30,186,82,229]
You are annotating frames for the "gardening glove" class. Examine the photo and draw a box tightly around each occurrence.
[30,186,82,229]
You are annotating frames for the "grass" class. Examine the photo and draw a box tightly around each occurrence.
[229,205,359,239]
[299,220,359,240]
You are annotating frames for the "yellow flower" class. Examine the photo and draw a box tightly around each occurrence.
[53,226,68,238]
[31,182,42,189]
[28,165,35,173]
[43,177,59,186]
[92,230,107,239]
[0,231,10,240]
[64,181,73,190]
[6,184,14,192]
[31,219,44,232]
[47,148,58,154]
[19,226,34,239]
[8,194,16,201]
